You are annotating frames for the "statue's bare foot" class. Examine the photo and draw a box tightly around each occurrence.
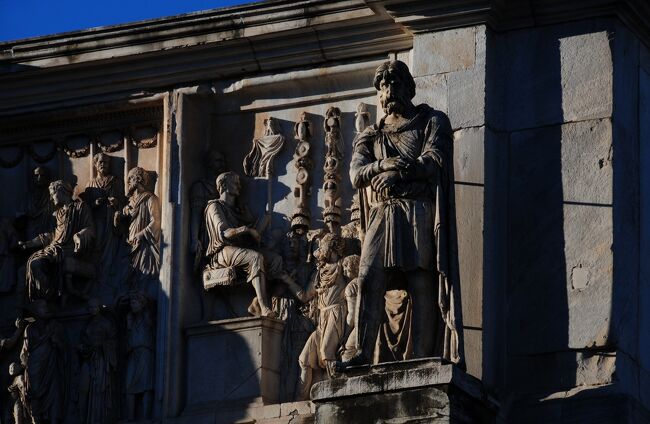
[261,307,277,319]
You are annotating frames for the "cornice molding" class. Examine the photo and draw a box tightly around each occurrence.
[0,0,411,117]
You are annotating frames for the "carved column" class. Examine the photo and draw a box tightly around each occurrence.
[290,112,313,234]
[322,106,343,235]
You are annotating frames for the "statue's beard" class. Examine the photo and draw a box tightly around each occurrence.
[379,91,409,116]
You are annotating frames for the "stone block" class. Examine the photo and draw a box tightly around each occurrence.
[463,328,483,380]
[504,23,612,131]
[311,359,496,424]
[412,27,476,77]
[184,317,285,411]
[453,126,485,184]
[455,184,483,329]
[508,120,613,354]
[414,74,447,114]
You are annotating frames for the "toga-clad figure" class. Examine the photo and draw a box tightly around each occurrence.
[19,180,94,302]
[337,60,464,370]
[203,171,275,317]
[116,167,161,293]
[84,153,126,292]
[22,166,55,242]
[20,300,68,424]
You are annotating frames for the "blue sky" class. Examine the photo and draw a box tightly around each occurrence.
[0,0,253,42]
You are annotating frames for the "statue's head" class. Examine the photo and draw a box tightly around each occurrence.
[48,180,73,208]
[373,60,416,115]
[93,152,111,176]
[314,233,345,263]
[8,362,22,377]
[32,166,51,188]
[127,167,147,194]
[204,149,226,175]
[342,254,360,280]
[215,171,241,197]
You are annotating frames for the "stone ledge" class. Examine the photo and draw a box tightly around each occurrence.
[311,358,495,407]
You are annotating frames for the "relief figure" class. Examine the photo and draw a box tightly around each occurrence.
[124,292,154,421]
[19,181,94,302]
[77,299,117,424]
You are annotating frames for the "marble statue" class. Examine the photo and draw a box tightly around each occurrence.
[83,153,126,293]
[124,291,154,421]
[116,167,161,293]
[284,233,347,399]
[243,117,285,178]
[190,150,226,271]
[19,180,95,302]
[7,362,27,424]
[203,171,277,317]
[77,299,117,424]
[337,60,464,370]
[20,300,68,424]
[341,254,360,362]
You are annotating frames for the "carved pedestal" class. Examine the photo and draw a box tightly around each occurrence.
[311,358,497,424]
[183,317,286,423]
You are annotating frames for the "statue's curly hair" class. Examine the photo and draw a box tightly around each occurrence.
[320,232,345,257]
[48,179,73,195]
[373,60,416,100]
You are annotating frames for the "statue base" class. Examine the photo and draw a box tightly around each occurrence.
[311,358,498,423]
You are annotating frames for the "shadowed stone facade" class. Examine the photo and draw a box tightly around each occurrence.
[0,0,649,422]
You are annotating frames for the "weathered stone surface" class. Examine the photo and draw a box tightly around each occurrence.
[463,328,483,380]
[184,317,285,409]
[312,359,495,424]
[413,74,448,114]
[508,119,613,355]
[453,126,485,184]
[455,184,483,329]
[412,27,476,77]
[447,27,486,129]
[503,22,613,131]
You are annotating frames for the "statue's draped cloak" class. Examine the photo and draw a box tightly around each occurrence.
[126,191,161,281]
[350,104,464,365]
[243,134,285,178]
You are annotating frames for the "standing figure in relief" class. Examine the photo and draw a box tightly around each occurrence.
[341,254,360,362]
[338,60,463,370]
[190,150,226,271]
[115,167,161,294]
[124,291,154,421]
[20,300,68,424]
[7,362,27,424]
[78,299,117,424]
[203,171,276,317]
[19,180,94,302]
[84,153,126,292]
[283,233,347,399]
[23,166,54,242]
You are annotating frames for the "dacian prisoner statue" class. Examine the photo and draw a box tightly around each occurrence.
[337,60,464,370]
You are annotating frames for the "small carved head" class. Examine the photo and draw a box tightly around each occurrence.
[215,171,241,197]
[342,254,360,280]
[373,60,416,115]
[205,150,226,175]
[93,152,111,176]
[127,167,147,194]
[48,180,74,207]
[8,362,22,377]
[32,166,51,188]
[314,233,345,263]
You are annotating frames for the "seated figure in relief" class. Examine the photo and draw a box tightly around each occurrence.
[19,180,95,302]
[283,233,347,399]
[203,171,277,317]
